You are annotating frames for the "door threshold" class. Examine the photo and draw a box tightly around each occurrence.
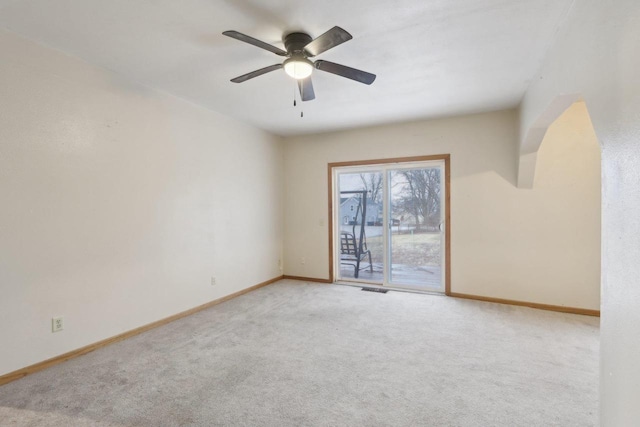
[335,281,445,296]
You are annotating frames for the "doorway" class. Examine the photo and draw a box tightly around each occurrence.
[329,155,450,293]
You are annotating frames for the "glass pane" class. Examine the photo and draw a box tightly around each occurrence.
[389,167,442,289]
[337,172,383,283]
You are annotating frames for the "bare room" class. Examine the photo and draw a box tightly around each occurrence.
[1,1,638,426]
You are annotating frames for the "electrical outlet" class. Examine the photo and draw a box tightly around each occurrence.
[52,317,64,333]
[278,259,283,271]
[301,257,306,265]
[211,276,216,286]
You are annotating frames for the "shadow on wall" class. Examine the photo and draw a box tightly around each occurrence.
[436,111,520,187]
[357,111,523,187]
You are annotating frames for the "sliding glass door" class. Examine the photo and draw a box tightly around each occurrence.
[334,159,446,292]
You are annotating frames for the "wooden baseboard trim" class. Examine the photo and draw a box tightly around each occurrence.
[449,292,600,317]
[0,275,284,387]
[282,275,332,284]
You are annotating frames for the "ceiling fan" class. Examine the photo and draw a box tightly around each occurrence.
[222,26,376,101]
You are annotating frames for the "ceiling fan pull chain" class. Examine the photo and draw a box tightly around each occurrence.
[292,80,303,117]
[293,82,297,107]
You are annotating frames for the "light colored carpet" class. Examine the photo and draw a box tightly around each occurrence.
[0,280,599,426]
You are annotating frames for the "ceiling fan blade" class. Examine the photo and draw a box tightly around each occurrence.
[223,30,287,56]
[230,64,283,83]
[303,26,352,57]
[314,60,376,85]
[298,77,316,101]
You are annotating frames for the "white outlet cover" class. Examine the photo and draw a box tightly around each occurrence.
[52,317,64,332]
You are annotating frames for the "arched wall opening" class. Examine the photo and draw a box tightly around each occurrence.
[528,100,602,310]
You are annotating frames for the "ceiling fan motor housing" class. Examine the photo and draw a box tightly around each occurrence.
[284,32,313,56]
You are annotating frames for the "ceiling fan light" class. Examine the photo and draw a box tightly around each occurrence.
[283,58,313,79]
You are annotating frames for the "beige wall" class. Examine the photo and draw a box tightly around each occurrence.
[283,106,600,310]
[0,30,284,376]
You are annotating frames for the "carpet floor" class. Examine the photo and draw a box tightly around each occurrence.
[0,279,599,426]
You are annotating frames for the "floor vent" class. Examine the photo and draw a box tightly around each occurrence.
[361,287,388,294]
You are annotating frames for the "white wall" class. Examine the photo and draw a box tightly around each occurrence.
[0,30,284,376]
[518,1,640,423]
[283,107,600,310]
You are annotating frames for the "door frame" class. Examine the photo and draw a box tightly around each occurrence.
[327,154,451,295]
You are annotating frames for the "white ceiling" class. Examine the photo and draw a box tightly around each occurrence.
[0,0,574,136]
